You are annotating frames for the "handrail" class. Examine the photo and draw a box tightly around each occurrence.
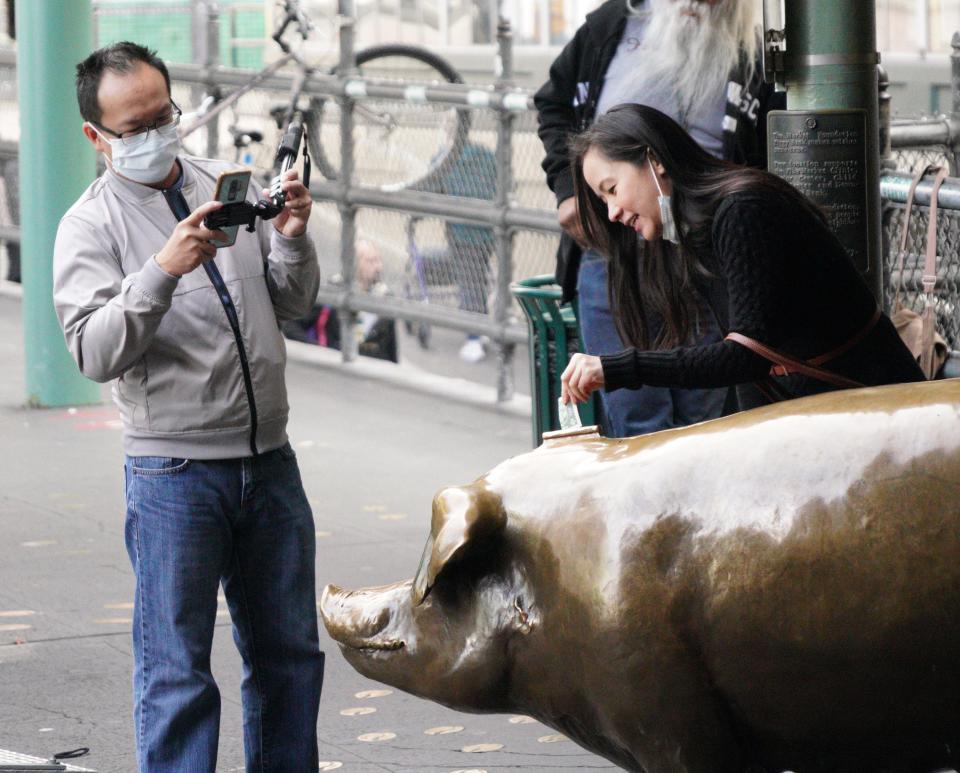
[880,170,960,208]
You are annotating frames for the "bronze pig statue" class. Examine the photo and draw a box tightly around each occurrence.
[320,381,960,772]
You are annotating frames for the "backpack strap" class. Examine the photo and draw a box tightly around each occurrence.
[920,166,949,378]
[895,164,940,311]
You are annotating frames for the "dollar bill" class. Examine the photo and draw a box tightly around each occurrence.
[558,396,582,431]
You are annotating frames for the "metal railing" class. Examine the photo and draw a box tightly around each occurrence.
[156,4,560,403]
[878,38,960,351]
[881,172,960,349]
[2,19,960,398]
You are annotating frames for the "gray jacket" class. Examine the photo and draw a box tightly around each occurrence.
[53,155,320,459]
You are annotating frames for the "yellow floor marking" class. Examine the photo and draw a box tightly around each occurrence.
[357,732,396,742]
[340,707,376,716]
[424,726,464,735]
[354,689,392,699]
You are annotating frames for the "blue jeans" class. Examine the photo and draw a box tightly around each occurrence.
[577,251,727,437]
[124,443,324,773]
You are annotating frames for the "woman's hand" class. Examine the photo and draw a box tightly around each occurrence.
[561,353,605,404]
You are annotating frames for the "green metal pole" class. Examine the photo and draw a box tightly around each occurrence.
[779,0,882,301]
[16,0,100,406]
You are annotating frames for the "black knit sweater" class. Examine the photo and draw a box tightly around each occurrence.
[601,190,924,397]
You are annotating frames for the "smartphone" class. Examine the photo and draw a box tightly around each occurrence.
[210,168,252,247]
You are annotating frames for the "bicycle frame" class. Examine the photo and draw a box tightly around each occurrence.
[179,52,299,139]
[180,0,468,192]
[179,0,313,140]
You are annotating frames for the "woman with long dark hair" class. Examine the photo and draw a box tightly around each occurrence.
[560,103,923,410]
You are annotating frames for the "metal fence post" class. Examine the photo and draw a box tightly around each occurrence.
[953,32,960,116]
[493,15,516,403]
[878,65,893,171]
[877,64,894,314]
[952,31,960,173]
[776,0,883,303]
[202,2,221,160]
[15,0,100,406]
[337,0,359,363]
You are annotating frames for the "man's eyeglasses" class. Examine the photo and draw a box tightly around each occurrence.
[94,101,182,147]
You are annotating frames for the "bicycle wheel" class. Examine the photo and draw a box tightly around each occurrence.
[307,44,470,193]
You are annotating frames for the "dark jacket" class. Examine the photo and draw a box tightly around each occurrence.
[534,0,785,302]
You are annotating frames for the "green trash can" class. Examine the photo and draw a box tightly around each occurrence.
[511,275,600,446]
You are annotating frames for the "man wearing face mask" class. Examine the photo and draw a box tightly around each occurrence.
[535,0,783,437]
[52,42,324,772]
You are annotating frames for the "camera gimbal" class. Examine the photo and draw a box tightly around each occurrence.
[204,119,311,233]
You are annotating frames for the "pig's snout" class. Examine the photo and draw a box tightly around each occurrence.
[320,583,407,652]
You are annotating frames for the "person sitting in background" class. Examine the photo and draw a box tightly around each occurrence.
[438,142,498,363]
[283,240,398,362]
[560,104,924,409]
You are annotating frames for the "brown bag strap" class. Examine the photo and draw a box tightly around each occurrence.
[920,166,949,378]
[807,307,882,367]
[895,164,940,311]
[725,317,878,392]
[923,166,948,293]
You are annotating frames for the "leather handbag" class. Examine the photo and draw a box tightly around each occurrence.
[892,164,949,379]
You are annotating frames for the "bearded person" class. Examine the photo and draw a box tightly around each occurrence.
[535,0,783,437]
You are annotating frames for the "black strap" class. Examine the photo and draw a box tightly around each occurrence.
[162,188,259,456]
[53,748,90,760]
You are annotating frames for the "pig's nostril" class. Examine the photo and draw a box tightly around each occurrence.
[319,584,393,639]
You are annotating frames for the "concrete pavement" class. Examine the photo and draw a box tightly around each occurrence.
[0,295,614,772]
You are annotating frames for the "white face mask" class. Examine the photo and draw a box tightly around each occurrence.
[96,121,180,184]
[648,158,679,244]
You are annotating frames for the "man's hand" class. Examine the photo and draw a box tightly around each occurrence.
[558,196,587,248]
[561,352,605,404]
[267,169,312,237]
[155,200,228,277]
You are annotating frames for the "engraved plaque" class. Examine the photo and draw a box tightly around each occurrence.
[768,110,869,271]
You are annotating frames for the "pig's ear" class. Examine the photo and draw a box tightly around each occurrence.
[412,484,506,605]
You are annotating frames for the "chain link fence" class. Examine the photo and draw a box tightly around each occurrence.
[882,180,960,348]
[881,56,960,351]
[890,144,958,176]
